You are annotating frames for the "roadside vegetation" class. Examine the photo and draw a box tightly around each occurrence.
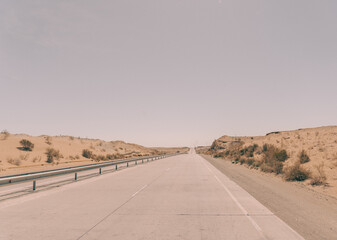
[19,139,34,151]
[45,148,63,163]
[310,162,327,186]
[1,130,10,140]
[82,149,125,162]
[284,163,310,181]
[208,141,326,185]
[298,150,310,164]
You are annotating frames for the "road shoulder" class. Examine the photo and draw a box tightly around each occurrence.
[201,154,337,240]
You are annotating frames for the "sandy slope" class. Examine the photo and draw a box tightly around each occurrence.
[0,133,188,176]
[200,126,337,198]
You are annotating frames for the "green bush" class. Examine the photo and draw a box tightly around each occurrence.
[19,139,34,151]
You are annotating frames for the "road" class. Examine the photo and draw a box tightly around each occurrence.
[0,151,304,240]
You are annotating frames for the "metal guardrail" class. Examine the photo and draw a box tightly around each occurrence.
[0,153,180,190]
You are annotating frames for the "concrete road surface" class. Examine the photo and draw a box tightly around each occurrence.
[0,152,304,240]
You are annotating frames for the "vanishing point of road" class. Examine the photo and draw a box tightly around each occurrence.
[0,151,304,240]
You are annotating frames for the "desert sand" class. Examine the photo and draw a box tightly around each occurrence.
[0,132,188,176]
[198,126,337,198]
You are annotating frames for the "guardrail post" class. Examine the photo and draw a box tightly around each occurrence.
[33,180,36,191]
[99,168,102,175]
[135,160,137,165]
[75,172,78,181]
[142,159,144,164]
[115,164,118,170]
[127,162,129,167]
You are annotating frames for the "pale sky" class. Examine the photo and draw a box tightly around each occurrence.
[1,0,337,147]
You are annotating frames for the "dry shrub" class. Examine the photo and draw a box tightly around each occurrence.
[32,156,41,163]
[239,157,245,165]
[310,162,327,186]
[82,149,93,159]
[261,144,288,174]
[7,157,21,166]
[19,139,34,151]
[19,154,29,161]
[298,150,310,164]
[1,130,10,140]
[212,144,259,168]
[240,144,258,158]
[252,160,262,168]
[284,163,310,181]
[69,155,80,160]
[45,136,52,145]
[46,148,62,163]
[246,158,255,166]
[106,153,124,160]
[69,136,74,140]
[214,151,227,158]
[95,155,107,161]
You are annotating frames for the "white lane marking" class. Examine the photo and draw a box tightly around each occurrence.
[131,185,148,197]
[131,167,170,198]
[201,160,267,239]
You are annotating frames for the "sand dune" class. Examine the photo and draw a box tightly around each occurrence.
[0,133,188,176]
[199,126,337,198]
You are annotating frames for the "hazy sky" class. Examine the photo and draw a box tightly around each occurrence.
[1,0,337,147]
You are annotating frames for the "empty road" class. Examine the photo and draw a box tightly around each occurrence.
[0,152,304,240]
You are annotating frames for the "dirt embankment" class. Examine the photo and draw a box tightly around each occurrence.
[201,126,337,198]
[0,132,188,176]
